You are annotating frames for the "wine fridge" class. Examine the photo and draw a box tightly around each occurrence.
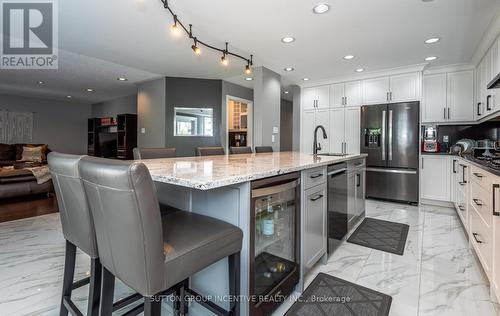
[250,172,301,316]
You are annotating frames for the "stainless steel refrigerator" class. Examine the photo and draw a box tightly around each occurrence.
[361,102,419,204]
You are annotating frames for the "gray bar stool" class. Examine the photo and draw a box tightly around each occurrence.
[79,157,242,316]
[48,153,142,316]
[196,146,225,156]
[133,147,176,160]
[229,146,252,154]
[254,146,274,153]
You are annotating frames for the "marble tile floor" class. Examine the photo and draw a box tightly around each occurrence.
[0,200,498,316]
[273,200,500,316]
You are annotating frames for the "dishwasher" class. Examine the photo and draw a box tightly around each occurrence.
[327,162,348,254]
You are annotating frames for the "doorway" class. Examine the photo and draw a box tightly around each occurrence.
[225,96,253,151]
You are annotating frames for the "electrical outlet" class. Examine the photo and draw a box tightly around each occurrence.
[273,127,279,134]
[443,135,449,142]
[272,135,275,143]
[141,128,146,134]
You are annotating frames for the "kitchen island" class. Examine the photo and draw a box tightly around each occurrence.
[141,152,367,316]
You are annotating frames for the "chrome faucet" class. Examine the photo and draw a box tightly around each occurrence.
[313,125,328,154]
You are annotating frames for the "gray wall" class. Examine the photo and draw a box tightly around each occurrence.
[165,77,223,157]
[137,78,166,148]
[221,80,253,151]
[91,94,137,117]
[253,67,281,151]
[292,85,301,151]
[280,99,293,151]
[0,94,91,154]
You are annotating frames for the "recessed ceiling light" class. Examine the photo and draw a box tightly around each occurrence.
[281,36,295,43]
[303,78,310,81]
[424,37,440,44]
[37,81,45,85]
[245,77,253,81]
[117,77,128,81]
[313,3,330,14]
[343,55,355,60]
[284,67,294,72]
[284,91,289,94]
[355,68,364,72]
[66,95,72,99]
[86,88,95,92]
[425,56,438,61]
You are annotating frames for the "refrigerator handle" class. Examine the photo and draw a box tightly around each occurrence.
[388,110,393,161]
[381,110,386,161]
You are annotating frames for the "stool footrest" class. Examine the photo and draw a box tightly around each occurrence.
[185,288,230,316]
[72,276,90,290]
[62,296,84,316]
[112,293,143,311]
[121,302,145,316]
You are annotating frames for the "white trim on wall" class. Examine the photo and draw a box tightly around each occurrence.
[224,95,253,152]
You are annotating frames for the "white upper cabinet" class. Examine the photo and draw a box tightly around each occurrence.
[447,70,474,122]
[344,81,362,107]
[422,70,474,123]
[316,85,330,109]
[362,77,390,105]
[302,87,317,110]
[361,73,420,105]
[330,83,345,108]
[422,73,447,123]
[390,73,420,103]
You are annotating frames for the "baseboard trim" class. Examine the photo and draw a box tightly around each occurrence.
[420,198,454,208]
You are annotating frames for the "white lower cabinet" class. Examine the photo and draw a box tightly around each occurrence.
[303,182,327,270]
[329,107,360,155]
[420,155,451,201]
[301,109,330,154]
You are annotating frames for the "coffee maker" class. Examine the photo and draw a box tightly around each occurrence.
[422,125,440,153]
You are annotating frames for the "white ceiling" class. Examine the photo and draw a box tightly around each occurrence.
[0,0,499,103]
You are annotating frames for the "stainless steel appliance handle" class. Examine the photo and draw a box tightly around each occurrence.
[251,179,299,198]
[388,110,393,161]
[327,168,347,176]
[493,184,500,216]
[381,110,386,161]
[365,167,417,175]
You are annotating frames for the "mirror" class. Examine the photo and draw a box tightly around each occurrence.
[174,107,214,137]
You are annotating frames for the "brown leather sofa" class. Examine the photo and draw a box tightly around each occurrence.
[0,143,53,199]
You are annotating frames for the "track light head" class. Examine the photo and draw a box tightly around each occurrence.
[191,38,201,55]
[171,15,180,36]
[245,64,251,74]
[221,53,228,66]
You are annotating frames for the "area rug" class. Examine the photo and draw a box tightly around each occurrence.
[347,217,409,255]
[285,273,392,316]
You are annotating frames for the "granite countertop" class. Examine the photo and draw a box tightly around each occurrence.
[456,155,500,177]
[141,152,368,190]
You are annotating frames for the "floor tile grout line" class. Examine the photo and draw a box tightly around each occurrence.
[416,205,426,316]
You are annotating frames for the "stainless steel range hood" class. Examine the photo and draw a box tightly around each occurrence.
[488,72,500,89]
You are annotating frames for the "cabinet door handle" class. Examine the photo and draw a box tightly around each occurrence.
[473,172,484,179]
[477,103,482,116]
[453,159,457,174]
[345,96,348,105]
[310,194,324,201]
[310,173,323,179]
[493,184,500,216]
[462,165,467,184]
[448,108,450,119]
[472,233,483,244]
[390,92,393,102]
[487,95,492,111]
[356,174,361,187]
[473,198,484,206]
[386,92,390,102]
[443,108,446,120]
[421,157,424,169]
[458,204,465,211]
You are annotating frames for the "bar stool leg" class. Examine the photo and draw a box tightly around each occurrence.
[99,266,115,316]
[180,279,189,316]
[60,240,77,316]
[144,295,162,316]
[228,252,241,316]
[87,258,102,316]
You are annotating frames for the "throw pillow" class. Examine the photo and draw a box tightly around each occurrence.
[21,146,43,162]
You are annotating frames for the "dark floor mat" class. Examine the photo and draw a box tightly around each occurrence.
[347,217,409,255]
[285,273,392,316]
